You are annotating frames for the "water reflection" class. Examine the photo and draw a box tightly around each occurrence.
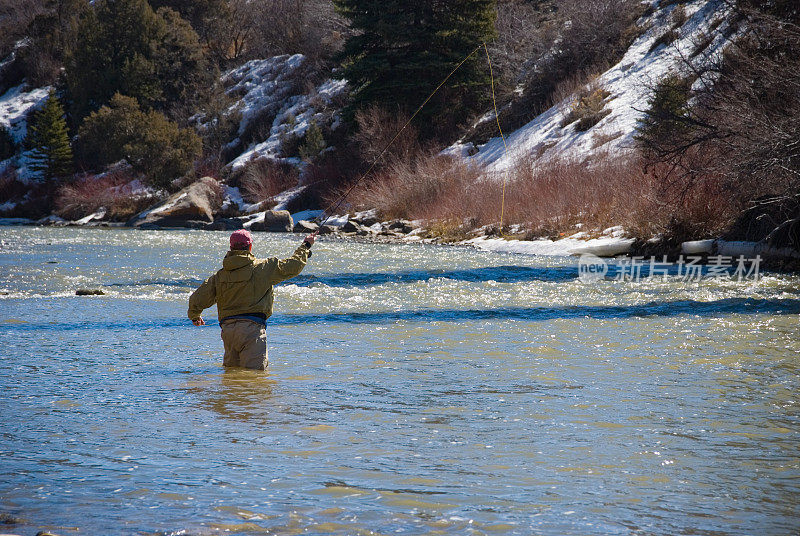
[187,369,276,425]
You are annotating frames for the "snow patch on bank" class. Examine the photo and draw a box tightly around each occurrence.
[0,84,52,179]
[221,185,260,214]
[465,234,635,257]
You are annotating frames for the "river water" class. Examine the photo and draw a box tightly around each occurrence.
[0,227,798,536]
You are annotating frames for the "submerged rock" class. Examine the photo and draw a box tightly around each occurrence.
[340,220,361,234]
[76,288,105,296]
[0,513,24,525]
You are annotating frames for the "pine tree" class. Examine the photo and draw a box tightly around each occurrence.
[27,90,74,180]
[66,0,210,120]
[299,121,326,161]
[635,75,693,155]
[0,125,16,161]
[334,0,497,140]
[76,94,201,189]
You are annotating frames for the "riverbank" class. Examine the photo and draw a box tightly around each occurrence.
[3,210,799,273]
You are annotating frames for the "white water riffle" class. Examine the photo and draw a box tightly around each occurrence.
[1,227,798,536]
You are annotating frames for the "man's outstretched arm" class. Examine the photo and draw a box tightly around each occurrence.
[188,273,217,325]
[270,233,316,285]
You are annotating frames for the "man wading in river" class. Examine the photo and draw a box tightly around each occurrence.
[188,229,316,370]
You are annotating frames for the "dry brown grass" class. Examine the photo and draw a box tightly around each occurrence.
[561,84,613,131]
[354,105,423,167]
[56,171,161,221]
[238,157,299,204]
[342,153,483,221]
[344,150,737,242]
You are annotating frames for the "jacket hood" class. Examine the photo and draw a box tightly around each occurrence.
[222,250,255,271]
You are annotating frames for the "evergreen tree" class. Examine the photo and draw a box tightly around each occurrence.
[0,125,16,161]
[76,93,201,189]
[635,75,693,156]
[26,90,74,180]
[20,0,90,86]
[334,0,497,140]
[148,0,228,43]
[66,0,210,120]
[155,7,216,120]
[299,121,326,161]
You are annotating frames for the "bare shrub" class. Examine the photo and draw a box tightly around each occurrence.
[354,105,422,167]
[648,28,680,54]
[0,0,45,55]
[469,0,643,144]
[343,153,483,221]
[0,166,25,205]
[55,171,161,221]
[238,158,298,204]
[637,3,800,247]
[560,84,612,131]
[194,155,226,182]
[489,0,558,95]
[208,0,345,66]
[548,69,597,109]
[345,151,736,242]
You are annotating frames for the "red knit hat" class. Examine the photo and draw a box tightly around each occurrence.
[230,229,252,249]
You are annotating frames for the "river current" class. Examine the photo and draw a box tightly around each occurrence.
[0,227,798,535]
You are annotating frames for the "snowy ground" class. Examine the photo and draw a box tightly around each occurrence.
[213,54,348,171]
[0,84,50,144]
[0,84,52,180]
[463,232,635,257]
[454,0,730,174]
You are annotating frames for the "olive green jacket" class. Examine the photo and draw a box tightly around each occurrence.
[188,244,310,322]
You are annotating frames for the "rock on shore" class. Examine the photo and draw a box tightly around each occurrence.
[128,176,221,228]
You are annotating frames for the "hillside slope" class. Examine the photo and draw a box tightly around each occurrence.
[455,0,730,174]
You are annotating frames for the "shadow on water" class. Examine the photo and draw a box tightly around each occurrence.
[103,265,579,290]
[102,264,778,290]
[3,298,800,331]
[291,265,578,286]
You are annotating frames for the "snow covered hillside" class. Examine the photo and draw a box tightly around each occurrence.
[0,84,51,180]
[208,54,348,171]
[456,0,731,174]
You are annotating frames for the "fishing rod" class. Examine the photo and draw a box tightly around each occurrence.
[317,43,509,231]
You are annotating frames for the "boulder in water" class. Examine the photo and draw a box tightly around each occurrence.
[340,220,361,234]
[76,289,105,296]
[208,218,245,231]
[387,219,414,234]
[75,288,105,296]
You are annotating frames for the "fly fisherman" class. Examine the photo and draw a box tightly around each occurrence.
[188,229,316,370]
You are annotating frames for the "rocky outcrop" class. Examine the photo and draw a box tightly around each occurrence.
[246,210,293,232]
[128,177,222,228]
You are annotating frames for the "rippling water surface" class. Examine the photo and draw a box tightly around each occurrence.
[1,227,798,535]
